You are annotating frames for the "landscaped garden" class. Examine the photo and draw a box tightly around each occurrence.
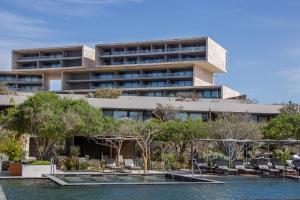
[0,92,299,176]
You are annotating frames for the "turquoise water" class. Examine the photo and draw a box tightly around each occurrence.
[1,176,300,200]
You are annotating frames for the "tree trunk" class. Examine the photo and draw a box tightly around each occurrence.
[143,153,148,174]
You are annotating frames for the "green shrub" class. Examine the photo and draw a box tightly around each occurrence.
[79,161,89,170]
[27,160,51,165]
[64,157,78,170]
[0,135,21,161]
[162,153,181,170]
[273,148,291,162]
[92,89,122,98]
[70,146,80,157]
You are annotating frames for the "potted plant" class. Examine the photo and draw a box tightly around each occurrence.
[8,161,22,176]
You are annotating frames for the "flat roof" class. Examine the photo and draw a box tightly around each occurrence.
[96,36,209,47]
[12,45,93,53]
[0,94,281,114]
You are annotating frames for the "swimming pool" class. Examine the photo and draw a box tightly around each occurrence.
[50,173,220,186]
[1,176,300,199]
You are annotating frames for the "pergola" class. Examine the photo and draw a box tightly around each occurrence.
[190,138,300,175]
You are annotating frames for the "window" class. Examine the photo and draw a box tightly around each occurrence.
[50,80,61,91]
[103,111,113,118]
[189,113,202,120]
[175,113,188,121]
[113,111,127,119]
[129,111,143,120]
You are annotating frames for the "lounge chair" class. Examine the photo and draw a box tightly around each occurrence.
[106,158,122,172]
[193,158,209,173]
[271,159,295,175]
[292,160,300,171]
[124,159,141,172]
[233,160,255,174]
[213,159,238,174]
[252,158,279,175]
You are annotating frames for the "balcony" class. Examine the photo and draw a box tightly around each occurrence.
[100,46,206,57]
[91,82,193,89]
[90,71,193,81]
[105,56,205,66]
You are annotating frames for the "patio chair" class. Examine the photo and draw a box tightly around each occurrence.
[252,158,279,175]
[272,159,296,175]
[292,160,300,171]
[124,159,141,172]
[233,160,255,174]
[105,158,122,172]
[213,159,238,174]
[193,158,209,173]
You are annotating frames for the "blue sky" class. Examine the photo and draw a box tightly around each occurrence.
[0,0,299,103]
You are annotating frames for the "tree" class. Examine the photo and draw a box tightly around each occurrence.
[131,119,162,173]
[209,113,262,166]
[91,117,133,164]
[2,92,103,160]
[152,103,181,122]
[263,114,300,140]
[158,119,208,156]
[280,102,300,114]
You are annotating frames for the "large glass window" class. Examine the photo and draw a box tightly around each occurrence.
[189,113,203,120]
[103,111,113,118]
[129,111,143,120]
[175,113,188,121]
[113,111,127,119]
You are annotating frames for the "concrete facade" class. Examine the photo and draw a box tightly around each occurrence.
[0,37,242,99]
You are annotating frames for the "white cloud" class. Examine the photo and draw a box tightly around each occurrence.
[0,10,60,69]
[10,0,144,17]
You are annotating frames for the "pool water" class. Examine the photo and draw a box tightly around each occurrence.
[58,174,179,183]
[1,176,300,200]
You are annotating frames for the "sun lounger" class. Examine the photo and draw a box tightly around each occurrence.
[272,159,296,175]
[106,159,122,172]
[252,158,279,175]
[193,159,209,173]
[233,160,255,174]
[213,159,238,174]
[124,159,141,172]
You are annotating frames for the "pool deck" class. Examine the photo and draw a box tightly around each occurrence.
[0,186,7,200]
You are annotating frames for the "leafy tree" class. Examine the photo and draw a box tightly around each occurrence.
[131,119,162,173]
[209,113,262,166]
[158,119,208,156]
[2,92,103,160]
[91,117,134,164]
[263,114,300,140]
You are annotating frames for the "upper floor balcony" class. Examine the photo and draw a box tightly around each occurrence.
[100,46,206,57]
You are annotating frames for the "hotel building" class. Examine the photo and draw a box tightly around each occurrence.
[0,37,281,158]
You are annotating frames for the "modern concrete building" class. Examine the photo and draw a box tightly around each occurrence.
[1,37,241,99]
[0,36,282,158]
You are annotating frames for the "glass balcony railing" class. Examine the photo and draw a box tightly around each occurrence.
[0,77,42,82]
[19,54,80,61]
[101,46,206,56]
[107,57,205,66]
[91,72,193,81]
[91,82,192,89]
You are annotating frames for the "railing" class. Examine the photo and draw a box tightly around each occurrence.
[106,57,205,66]
[91,82,192,89]
[19,54,81,61]
[90,72,193,80]
[0,77,42,82]
[101,46,206,56]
